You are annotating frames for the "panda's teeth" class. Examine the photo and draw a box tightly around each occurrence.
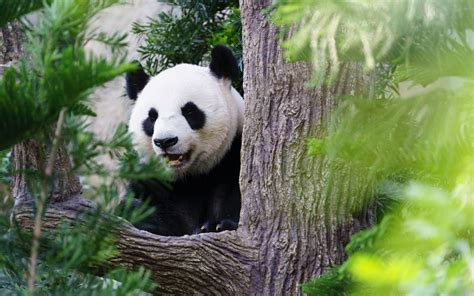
[164,151,191,167]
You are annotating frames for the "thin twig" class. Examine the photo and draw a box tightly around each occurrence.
[27,108,68,293]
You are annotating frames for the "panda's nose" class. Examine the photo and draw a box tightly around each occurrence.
[154,137,178,149]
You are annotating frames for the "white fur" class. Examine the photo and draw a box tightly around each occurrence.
[128,64,244,178]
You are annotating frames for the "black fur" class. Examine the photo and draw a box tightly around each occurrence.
[126,62,149,100]
[141,108,157,137]
[131,135,242,236]
[181,101,206,130]
[124,46,242,236]
[209,45,239,82]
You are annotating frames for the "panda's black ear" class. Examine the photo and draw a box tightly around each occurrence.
[125,61,150,100]
[209,45,239,82]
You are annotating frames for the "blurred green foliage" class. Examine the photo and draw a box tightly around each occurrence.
[346,184,473,295]
[302,183,473,295]
[273,0,474,87]
[0,201,156,295]
[0,0,134,151]
[274,0,474,295]
[132,0,243,93]
[0,150,10,185]
[0,0,172,294]
[0,0,50,27]
[316,90,473,191]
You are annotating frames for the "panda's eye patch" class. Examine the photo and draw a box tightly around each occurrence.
[148,108,158,121]
[142,108,157,137]
[181,102,206,130]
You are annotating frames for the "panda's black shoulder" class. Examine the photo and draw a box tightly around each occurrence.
[206,133,241,181]
[174,133,241,196]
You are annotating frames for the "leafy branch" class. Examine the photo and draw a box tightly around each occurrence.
[0,0,49,27]
[132,0,243,92]
[1,0,170,294]
[0,0,135,151]
[273,0,474,87]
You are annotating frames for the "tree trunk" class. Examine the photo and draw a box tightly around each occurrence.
[239,1,373,293]
[0,22,82,204]
[0,21,23,68]
[0,21,24,213]
[11,1,373,294]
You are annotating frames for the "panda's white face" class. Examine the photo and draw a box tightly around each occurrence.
[128,64,244,178]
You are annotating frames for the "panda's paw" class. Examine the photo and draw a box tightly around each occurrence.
[215,219,238,232]
[194,221,212,234]
[195,219,238,234]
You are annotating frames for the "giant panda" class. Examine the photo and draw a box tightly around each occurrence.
[125,45,244,236]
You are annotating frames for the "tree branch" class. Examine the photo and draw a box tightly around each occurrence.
[13,195,257,294]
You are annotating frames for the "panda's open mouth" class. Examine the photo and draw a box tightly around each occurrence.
[164,150,192,167]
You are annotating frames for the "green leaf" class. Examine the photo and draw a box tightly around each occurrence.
[0,0,50,27]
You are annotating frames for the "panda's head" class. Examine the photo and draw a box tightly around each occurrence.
[126,45,244,178]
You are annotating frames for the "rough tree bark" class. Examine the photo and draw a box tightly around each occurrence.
[0,21,23,69]
[0,21,24,214]
[0,22,82,205]
[11,1,373,294]
[239,1,374,293]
